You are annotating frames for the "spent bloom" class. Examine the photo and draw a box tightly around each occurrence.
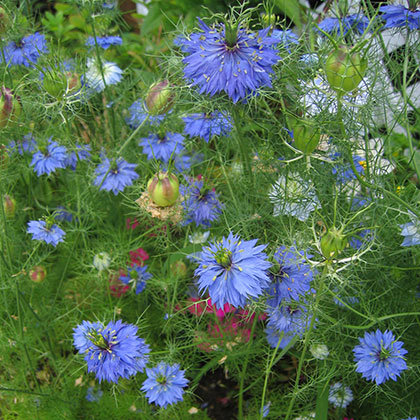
[400,211,420,246]
[141,362,189,408]
[27,219,66,247]
[178,18,281,103]
[194,232,271,309]
[30,140,67,176]
[139,133,185,162]
[317,14,370,36]
[86,36,122,49]
[119,264,152,294]
[73,320,150,383]
[180,178,224,227]
[85,58,123,93]
[328,382,353,409]
[353,329,408,385]
[183,111,232,142]
[380,3,420,29]
[269,173,320,221]
[0,32,48,67]
[93,157,139,195]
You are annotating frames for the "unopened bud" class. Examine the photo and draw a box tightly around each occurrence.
[0,87,21,128]
[29,266,47,283]
[310,343,329,360]
[293,121,320,154]
[0,7,10,34]
[325,46,367,93]
[170,260,187,278]
[93,252,111,271]
[3,194,16,218]
[145,80,174,115]
[147,171,179,207]
[320,227,347,259]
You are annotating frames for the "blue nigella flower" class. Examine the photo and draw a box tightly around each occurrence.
[271,29,299,52]
[183,111,232,142]
[139,132,185,162]
[27,219,66,247]
[93,157,139,195]
[30,140,67,176]
[86,36,123,49]
[54,206,73,222]
[126,100,166,129]
[86,386,103,402]
[141,362,189,408]
[73,320,150,383]
[64,144,91,170]
[400,418,418,420]
[265,326,297,349]
[8,134,36,155]
[0,32,48,67]
[332,154,365,184]
[85,58,123,93]
[266,246,315,306]
[353,329,408,385]
[262,401,271,418]
[400,211,420,246]
[180,178,224,227]
[178,18,281,103]
[328,382,353,409]
[194,232,271,309]
[316,13,370,36]
[119,264,152,294]
[380,4,420,29]
[348,228,372,249]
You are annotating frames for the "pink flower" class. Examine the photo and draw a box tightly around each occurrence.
[126,217,139,230]
[129,247,149,265]
[109,269,130,297]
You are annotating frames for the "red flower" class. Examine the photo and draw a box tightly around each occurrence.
[109,269,130,297]
[129,247,149,266]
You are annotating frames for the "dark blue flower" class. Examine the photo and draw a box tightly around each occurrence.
[141,362,188,408]
[8,134,36,155]
[180,178,223,227]
[317,14,370,36]
[265,326,296,349]
[400,211,420,246]
[119,264,152,294]
[86,36,122,49]
[353,329,408,385]
[54,206,73,222]
[348,229,372,249]
[179,18,281,103]
[73,320,150,383]
[93,157,139,195]
[126,100,166,129]
[64,144,91,170]
[194,232,271,309]
[30,140,67,176]
[139,133,185,162]
[332,154,365,184]
[27,220,66,247]
[267,300,310,336]
[183,111,232,142]
[266,246,315,306]
[0,33,48,67]
[380,5,420,29]
[86,386,103,402]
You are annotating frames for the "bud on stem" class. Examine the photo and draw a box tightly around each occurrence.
[147,172,180,207]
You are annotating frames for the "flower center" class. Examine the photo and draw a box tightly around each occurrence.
[214,247,233,268]
[224,20,239,49]
[378,346,391,362]
[408,0,419,11]
[156,374,168,385]
[88,330,112,351]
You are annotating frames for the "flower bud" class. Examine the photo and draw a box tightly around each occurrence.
[0,7,10,34]
[29,266,47,283]
[93,252,111,271]
[43,71,68,98]
[320,227,347,259]
[145,80,174,115]
[0,87,21,129]
[310,343,329,360]
[325,46,367,93]
[170,260,187,278]
[3,194,16,218]
[147,171,179,207]
[293,122,320,154]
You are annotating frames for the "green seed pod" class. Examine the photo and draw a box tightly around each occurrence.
[320,227,347,259]
[0,7,10,34]
[293,121,321,154]
[0,87,21,129]
[3,194,16,218]
[145,80,174,115]
[29,266,47,283]
[147,171,179,207]
[325,46,367,93]
[43,71,68,98]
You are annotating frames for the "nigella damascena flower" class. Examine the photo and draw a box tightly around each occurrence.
[380,3,420,29]
[138,133,185,162]
[400,211,420,246]
[180,178,223,227]
[73,320,150,383]
[27,219,66,247]
[0,32,48,67]
[353,329,408,385]
[316,13,370,36]
[119,264,152,294]
[8,134,36,155]
[64,144,91,170]
[141,362,189,408]
[183,111,232,142]
[194,232,271,309]
[269,173,320,222]
[178,18,281,103]
[331,154,365,184]
[30,140,67,176]
[271,29,299,52]
[266,246,315,306]
[86,36,122,49]
[93,157,139,195]
[328,382,353,408]
[126,100,166,129]
[85,58,123,93]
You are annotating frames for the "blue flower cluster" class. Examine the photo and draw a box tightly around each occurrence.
[183,111,232,142]
[194,232,271,308]
[73,320,150,383]
[317,13,370,36]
